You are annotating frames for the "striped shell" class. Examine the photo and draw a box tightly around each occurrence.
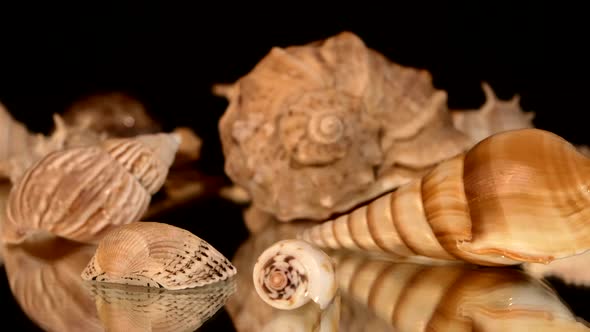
[86,278,236,332]
[332,253,589,331]
[2,133,179,244]
[253,239,337,310]
[81,222,237,290]
[300,128,590,266]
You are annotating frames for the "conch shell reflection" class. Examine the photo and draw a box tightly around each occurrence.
[85,277,237,332]
[333,253,590,331]
[2,238,103,331]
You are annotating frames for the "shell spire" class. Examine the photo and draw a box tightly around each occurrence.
[81,222,237,290]
[299,128,590,266]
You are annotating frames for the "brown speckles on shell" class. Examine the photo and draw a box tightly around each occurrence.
[81,222,237,290]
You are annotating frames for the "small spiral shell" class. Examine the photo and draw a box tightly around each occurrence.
[307,112,345,145]
[253,239,337,310]
[299,128,590,266]
[2,132,180,244]
[81,222,237,290]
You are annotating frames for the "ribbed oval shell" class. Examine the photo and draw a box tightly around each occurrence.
[81,222,237,290]
[2,133,179,244]
[299,128,590,266]
[253,239,337,310]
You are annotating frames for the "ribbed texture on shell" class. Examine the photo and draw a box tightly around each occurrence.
[81,222,237,290]
[101,133,179,194]
[4,146,151,244]
[86,278,236,332]
[300,129,590,266]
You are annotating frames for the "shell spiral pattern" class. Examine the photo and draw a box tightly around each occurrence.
[2,133,179,244]
[81,222,237,290]
[300,128,590,266]
[253,239,337,310]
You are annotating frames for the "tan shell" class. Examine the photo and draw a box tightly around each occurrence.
[62,92,162,137]
[2,238,103,331]
[86,278,236,332]
[332,252,589,331]
[0,102,39,163]
[81,222,237,289]
[2,132,179,244]
[253,239,337,310]
[299,128,590,266]
[451,82,535,145]
[217,31,471,222]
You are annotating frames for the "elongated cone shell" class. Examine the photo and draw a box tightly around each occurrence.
[86,278,236,332]
[3,133,179,244]
[81,222,237,290]
[300,128,590,266]
[253,239,337,310]
[331,253,589,331]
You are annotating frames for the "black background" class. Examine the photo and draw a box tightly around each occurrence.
[0,3,589,331]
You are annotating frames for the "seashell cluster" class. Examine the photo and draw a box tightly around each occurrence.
[2,132,179,244]
[299,128,590,266]
[86,277,236,332]
[253,239,337,310]
[81,222,237,290]
[332,252,590,331]
[217,31,472,222]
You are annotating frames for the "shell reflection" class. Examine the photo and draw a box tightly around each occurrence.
[2,237,103,331]
[333,253,590,331]
[85,277,236,332]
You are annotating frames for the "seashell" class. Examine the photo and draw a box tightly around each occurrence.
[62,91,162,137]
[451,82,535,145]
[299,128,590,266]
[524,250,590,287]
[217,31,471,222]
[0,102,39,163]
[2,132,179,244]
[2,237,103,331]
[259,294,341,332]
[85,277,236,332]
[81,221,237,289]
[253,239,337,310]
[331,252,589,331]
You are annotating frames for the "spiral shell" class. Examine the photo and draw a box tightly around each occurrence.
[81,222,237,290]
[253,239,337,310]
[300,128,590,266]
[218,31,471,222]
[331,253,589,331]
[86,278,236,332]
[2,132,179,244]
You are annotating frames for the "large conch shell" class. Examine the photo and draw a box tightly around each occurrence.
[332,252,589,331]
[253,239,337,310]
[2,237,103,331]
[85,278,236,332]
[2,132,179,244]
[300,128,590,266]
[81,222,237,289]
[217,31,471,222]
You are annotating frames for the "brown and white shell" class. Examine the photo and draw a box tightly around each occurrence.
[217,31,471,222]
[299,128,590,266]
[332,252,590,331]
[253,239,337,310]
[81,222,237,290]
[2,132,179,244]
[86,277,236,332]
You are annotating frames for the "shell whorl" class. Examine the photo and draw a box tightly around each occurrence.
[2,133,179,244]
[253,239,337,310]
[307,112,345,145]
[299,128,590,266]
[81,222,237,290]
